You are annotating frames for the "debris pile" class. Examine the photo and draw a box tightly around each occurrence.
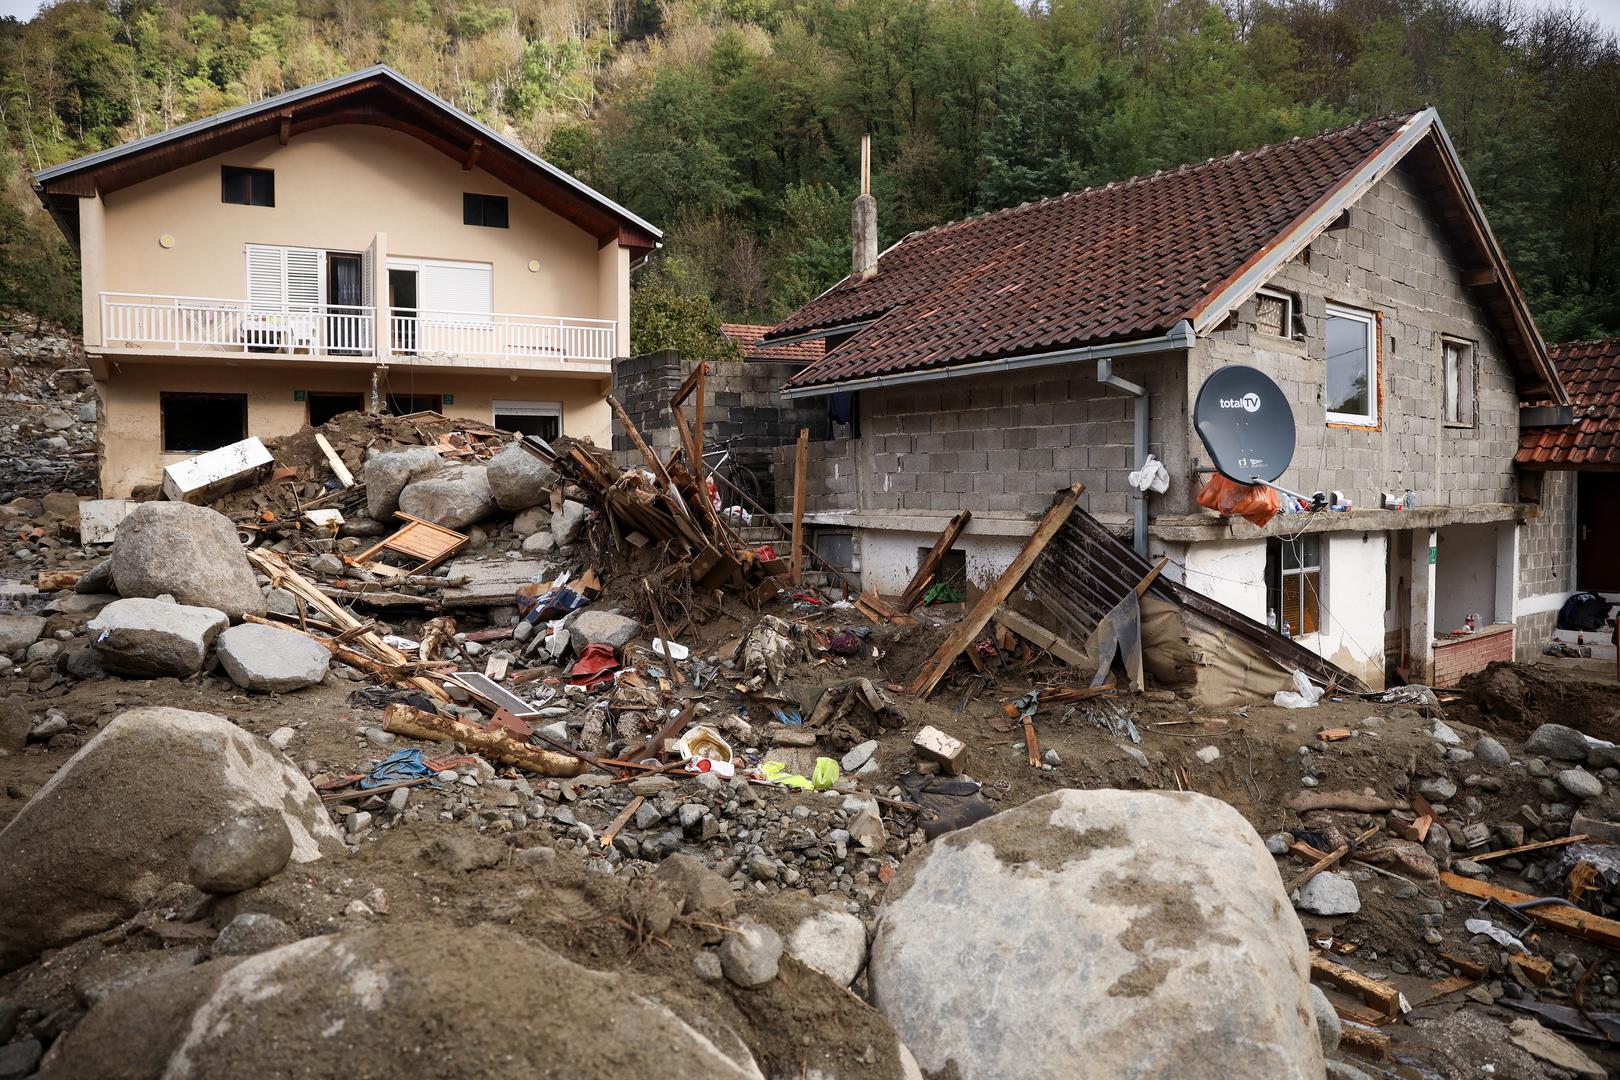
[0,327,97,503]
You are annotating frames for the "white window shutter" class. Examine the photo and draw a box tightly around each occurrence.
[246,245,284,310]
[422,263,492,320]
[285,248,322,311]
[361,243,374,308]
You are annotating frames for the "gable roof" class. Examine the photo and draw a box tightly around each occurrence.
[1517,338,1620,468]
[32,65,659,254]
[772,109,1563,405]
[720,323,824,365]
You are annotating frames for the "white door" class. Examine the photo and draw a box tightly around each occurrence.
[391,259,493,355]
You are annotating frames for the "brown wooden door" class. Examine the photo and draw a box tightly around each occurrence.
[1577,472,1620,592]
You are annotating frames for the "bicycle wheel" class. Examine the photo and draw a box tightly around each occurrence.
[726,462,764,511]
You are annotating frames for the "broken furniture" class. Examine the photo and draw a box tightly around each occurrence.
[351,512,469,577]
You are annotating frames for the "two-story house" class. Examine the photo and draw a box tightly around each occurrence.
[32,65,660,497]
[764,110,1569,690]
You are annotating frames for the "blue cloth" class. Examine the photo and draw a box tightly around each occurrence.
[361,748,432,788]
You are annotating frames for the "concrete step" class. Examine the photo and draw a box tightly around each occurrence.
[1551,628,1617,661]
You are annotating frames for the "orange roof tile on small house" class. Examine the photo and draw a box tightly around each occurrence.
[1517,338,1620,468]
[769,110,1564,406]
[720,323,824,366]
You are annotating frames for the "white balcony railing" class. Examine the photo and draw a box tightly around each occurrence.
[101,293,373,356]
[388,307,616,364]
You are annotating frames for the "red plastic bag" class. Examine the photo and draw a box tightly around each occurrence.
[567,642,620,690]
[1197,475,1282,528]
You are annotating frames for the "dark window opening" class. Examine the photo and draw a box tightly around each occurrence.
[495,411,561,440]
[916,547,968,597]
[161,392,247,454]
[222,166,275,207]
[308,392,364,427]
[386,393,442,417]
[463,193,509,228]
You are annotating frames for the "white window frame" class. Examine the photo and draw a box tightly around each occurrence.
[1324,303,1378,427]
[492,400,563,438]
[1268,535,1323,642]
[1254,288,1295,339]
[1442,336,1476,427]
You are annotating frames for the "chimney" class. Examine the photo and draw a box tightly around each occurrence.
[852,133,877,280]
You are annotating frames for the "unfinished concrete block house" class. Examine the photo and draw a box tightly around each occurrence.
[32,65,660,498]
[764,110,1573,690]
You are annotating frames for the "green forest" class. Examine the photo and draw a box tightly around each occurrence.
[1,0,1617,351]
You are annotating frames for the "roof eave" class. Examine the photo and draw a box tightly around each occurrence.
[31,65,660,243]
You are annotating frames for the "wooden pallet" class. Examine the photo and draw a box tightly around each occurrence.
[353,512,468,577]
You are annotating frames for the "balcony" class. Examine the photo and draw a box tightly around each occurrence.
[386,307,616,366]
[97,293,617,370]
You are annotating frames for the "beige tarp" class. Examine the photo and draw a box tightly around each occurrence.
[1140,595,1296,708]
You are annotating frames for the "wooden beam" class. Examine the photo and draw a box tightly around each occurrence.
[278,112,292,145]
[1462,267,1499,287]
[907,484,1084,699]
[601,796,644,849]
[1287,844,1350,892]
[383,703,587,777]
[1310,955,1400,1021]
[791,428,809,585]
[462,138,483,171]
[314,432,354,487]
[898,509,971,610]
[992,607,1089,666]
[1440,872,1620,948]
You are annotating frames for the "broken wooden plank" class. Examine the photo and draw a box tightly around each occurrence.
[1472,833,1588,862]
[1336,1024,1391,1062]
[314,432,354,487]
[1310,955,1400,1021]
[1508,952,1554,986]
[1317,727,1353,742]
[791,427,808,585]
[993,607,1089,667]
[898,509,971,610]
[1438,951,1488,979]
[1439,872,1620,949]
[1287,844,1350,892]
[908,484,1084,699]
[36,569,83,591]
[600,796,645,849]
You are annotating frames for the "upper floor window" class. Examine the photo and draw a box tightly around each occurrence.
[1325,303,1378,427]
[1443,338,1476,427]
[222,166,274,207]
[463,193,509,229]
[1255,288,1296,338]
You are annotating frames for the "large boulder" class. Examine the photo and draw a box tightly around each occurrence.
[0,614,46,656]
[47,923,767,1080]
[869,789,1324,1080]
[486,442,558,512]
[363,445,443,521]
[110,502,265,619]
[0,707,341,971]
[552,498,591,546]
[216,622,329,692]
[398,465,496,530]
[567,610,641,652]
[87,598,227,677]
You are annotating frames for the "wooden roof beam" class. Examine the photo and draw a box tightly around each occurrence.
[278,111,292,146]
[461,138,483,172]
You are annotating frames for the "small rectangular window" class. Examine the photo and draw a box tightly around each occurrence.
[1266,535,1321,638]
[386,393,443,417]
[463,193,509,228]
[493,400,562,440]
[1325,303,1378,426]
[1255,289,1294,338]
[222,166,274,206]
[307,392,365,427]
[1443,338,1475,427]
[161,392,248,453]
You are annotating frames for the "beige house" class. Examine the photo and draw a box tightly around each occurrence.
[33,65,660,497]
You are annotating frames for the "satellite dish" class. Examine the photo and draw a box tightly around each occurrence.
[1194,365,1295,484]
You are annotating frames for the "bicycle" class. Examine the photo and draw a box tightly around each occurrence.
[700,436,765,511]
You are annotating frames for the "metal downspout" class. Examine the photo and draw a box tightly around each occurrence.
[1098,359,1150,556]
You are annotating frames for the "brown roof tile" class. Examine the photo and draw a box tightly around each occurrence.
[1517,338,1620,467]
[774,114,1418,390]
[721,323,824,365]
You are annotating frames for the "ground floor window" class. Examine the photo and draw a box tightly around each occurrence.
[160,392,247,454]
[386,393,442,416]
[307,392,364,427]
[1266,534,1321,637]
[493,400,562,440]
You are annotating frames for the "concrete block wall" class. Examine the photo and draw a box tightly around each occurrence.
[1195,160,1522,515]
[1515,470,1576,659]
[612,350,825,510]
[770,438,859,514]
[770,353,1188,520]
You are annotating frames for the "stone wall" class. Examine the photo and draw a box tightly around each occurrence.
[612,350,825,510]
[1195,159,1523,516]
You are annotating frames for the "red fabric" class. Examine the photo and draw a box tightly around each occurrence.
[1197,475,1282,528]
[755,543,778,560]
[567,643,620,689]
